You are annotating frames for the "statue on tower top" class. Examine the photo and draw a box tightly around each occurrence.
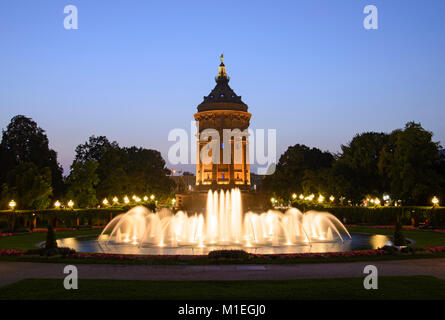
[217,54,227,79]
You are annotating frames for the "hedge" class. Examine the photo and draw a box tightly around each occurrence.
[304,206,445,226]
[0,208,127,231]
[0,206,444,232]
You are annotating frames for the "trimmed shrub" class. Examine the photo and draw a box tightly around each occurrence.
[393,220,407,246]
[45,225,58,249]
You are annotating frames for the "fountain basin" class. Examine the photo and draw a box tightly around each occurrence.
[88,188,387,255]
[56,233,390,255]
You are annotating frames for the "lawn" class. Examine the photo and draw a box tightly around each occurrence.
[0,276,444,300]
[347,226,445,247]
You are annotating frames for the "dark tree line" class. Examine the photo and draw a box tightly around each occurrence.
[0,115,175,209]
[263,122,445,205]
[1,116,443,208]
[67,136,175,207]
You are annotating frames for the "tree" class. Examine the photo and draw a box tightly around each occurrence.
[123,147,175,198]
[95,146,128,198]
[71,136,175,203]
[330,132,389,202]
[378,122,443,204]
[262,144,334,198]
[66,160,99,208]
[1,162,53,209]
[74,135,118,164]
[0,115,64,196]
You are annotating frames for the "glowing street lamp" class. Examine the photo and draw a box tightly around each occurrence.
[374,198,381,205]
[292,193,297,200]
[103,198,109,206]
[124,196,130,204]
[150,194,155,201]
[54,200,61,209]
[112,197,119,204]
[299,194,304,200]
[135,197,141,203]
[318,195,325,203]
[432,196,439,207]
[172,199,176,206]
[68,200,74,209]
[329,195,335,202]
[9,200,16,211]
[143,196,148,201]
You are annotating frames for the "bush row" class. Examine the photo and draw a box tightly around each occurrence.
[313,206,445,226]
[0,206,444,232]
[0,208,127,231]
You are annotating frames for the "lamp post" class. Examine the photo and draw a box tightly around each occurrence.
[432,196,439,208]
[9,200,16,212]
[54,200,61,209]
[8,200,17,231]
[68,200,74,210]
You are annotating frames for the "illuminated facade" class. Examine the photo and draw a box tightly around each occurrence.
[194,55,251,190]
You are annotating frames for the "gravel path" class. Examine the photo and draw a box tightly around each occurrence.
[1,258,445,287]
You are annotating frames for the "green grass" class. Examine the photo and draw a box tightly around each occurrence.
[347,226,445,247]
[0,229,101,251]
[1,276,444,300]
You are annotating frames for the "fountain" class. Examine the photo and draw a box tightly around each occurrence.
[99,188,351,250]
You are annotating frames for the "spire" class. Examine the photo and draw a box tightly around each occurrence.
[217,53,228,79]
[198,54,247,111]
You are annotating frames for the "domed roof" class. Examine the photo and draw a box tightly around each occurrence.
[197,55,248,112]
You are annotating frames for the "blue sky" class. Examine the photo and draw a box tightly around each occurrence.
[1,0,444,174]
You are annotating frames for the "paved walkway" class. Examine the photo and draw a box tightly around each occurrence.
[1,258,445,287]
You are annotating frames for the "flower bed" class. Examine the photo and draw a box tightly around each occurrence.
[0,249,24,256]
[0,233,16,238]
[424,246,445,253]
[66,252,206,260]
[249,249,388,259]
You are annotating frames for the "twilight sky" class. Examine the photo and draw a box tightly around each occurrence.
[1,0,445,174]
